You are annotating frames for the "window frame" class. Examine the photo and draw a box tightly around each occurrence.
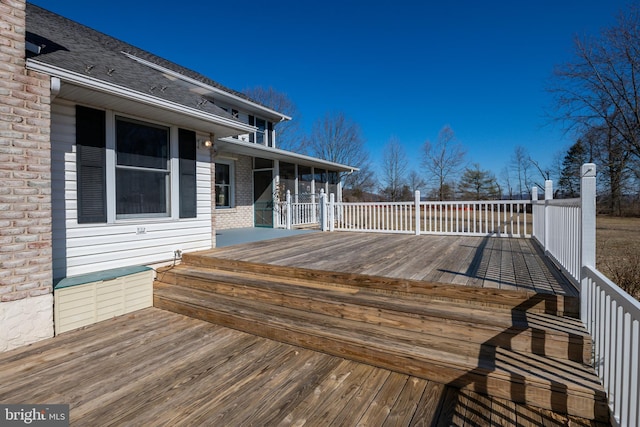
[113,115,171,220]
[214,160,235,209]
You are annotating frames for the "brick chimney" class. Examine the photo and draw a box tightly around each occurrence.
[0,0,54,351]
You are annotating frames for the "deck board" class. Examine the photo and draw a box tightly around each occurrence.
[199,233,577,296]
[0,308,604,426]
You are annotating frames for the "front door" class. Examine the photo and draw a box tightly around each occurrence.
[253,170,273,227]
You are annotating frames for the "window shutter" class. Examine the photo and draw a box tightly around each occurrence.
[179,129,197,218]
[248,115,255,143]
[76,105,107,223]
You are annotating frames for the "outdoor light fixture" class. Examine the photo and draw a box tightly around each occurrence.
[199,134,215,150]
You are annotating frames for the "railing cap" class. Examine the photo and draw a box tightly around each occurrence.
[581,163,596,177]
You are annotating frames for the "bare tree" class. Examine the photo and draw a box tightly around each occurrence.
[421,125,466,201]
[551,5,640,159]
[407,170,427,195]
[242,86,303,152]
[499,166,514,199]
[510,145,532,199]
[380,137,408,201]
[305,112,374,195]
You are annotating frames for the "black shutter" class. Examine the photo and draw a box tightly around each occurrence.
[76,105,106,223]
[248,115,255,143]
[267,121,273,147]
[179,129,197,218]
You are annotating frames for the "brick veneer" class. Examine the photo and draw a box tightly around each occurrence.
[0,0,54,351]
[215,154,254,230]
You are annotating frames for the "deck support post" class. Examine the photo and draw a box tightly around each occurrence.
[285,190,292,230]
[580,163,597,324]
[415,190,421,235]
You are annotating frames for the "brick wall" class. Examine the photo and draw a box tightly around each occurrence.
[0,0,54,351]
[215,155,254,230]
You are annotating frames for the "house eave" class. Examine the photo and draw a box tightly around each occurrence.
[121,52,292,123]
[27,59,256,137]
[217,137,358,173]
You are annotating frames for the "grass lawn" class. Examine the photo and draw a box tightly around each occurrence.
[596,216,640,300]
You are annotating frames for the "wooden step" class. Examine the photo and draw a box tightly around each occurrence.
[154,281,608,422]
[159,265,591,364]
[181,252,580,317]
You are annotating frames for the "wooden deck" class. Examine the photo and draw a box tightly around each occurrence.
[0,308,604,426]
[1,233,604,425]
[202,232,577,296]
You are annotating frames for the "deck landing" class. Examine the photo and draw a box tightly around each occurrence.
[201,232,577,296]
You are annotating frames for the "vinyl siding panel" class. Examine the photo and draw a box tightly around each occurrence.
[51,99,213,279]
[54,269,154,334]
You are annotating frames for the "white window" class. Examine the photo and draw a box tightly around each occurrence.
[215,161,234,208]
[115,117,170,218]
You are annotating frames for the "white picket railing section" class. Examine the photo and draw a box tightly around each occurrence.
[532,197,582,286]
[276,163,639,426]
[333,201,416,233]
[275,192,319,229]
[419,200,530,237]
[583,265,640,426]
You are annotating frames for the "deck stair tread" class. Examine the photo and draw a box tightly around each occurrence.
[181,253,580,317]
[154,284,599,389]
[159,265,590,364]
[154,255,608,421]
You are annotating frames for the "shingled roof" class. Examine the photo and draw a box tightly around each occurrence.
[24,3,277,123]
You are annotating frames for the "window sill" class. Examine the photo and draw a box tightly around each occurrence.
[215,208,237,214]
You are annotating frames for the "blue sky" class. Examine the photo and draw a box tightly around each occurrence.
[30,0,631,182]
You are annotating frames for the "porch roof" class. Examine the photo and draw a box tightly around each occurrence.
[217,137,359,172]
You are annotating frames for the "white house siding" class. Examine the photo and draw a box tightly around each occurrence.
[51,100,214,279]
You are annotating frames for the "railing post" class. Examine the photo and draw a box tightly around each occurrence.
[329,193,335,232]
[531,186,538,237]
[319,189,327,231]
[580,163,597,324]
[285,190,292,230]
[414,190,421,235]
[543,180,553,252]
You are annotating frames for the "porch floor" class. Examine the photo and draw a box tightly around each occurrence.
[216,227,318,248]
[208,232,577,297]
[0,308,602,426]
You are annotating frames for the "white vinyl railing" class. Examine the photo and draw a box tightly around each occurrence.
[532,164,639,427]
[279,192,531,239]
[419,200,530,237]
[275,191,319,229]
[583,265,640,427]
[533,197,582,286]
[333,201,416,233]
